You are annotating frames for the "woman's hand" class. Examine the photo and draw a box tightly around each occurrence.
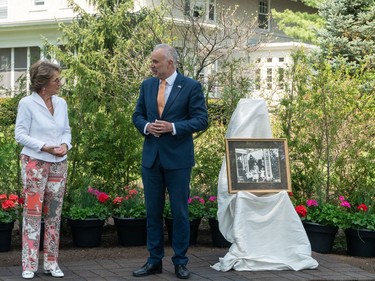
[41,144,68,157]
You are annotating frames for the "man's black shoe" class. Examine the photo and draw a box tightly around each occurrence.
[175,264,190,279]
[133,262,162,277]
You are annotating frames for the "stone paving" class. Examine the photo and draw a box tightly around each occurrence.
[1,246,375,281]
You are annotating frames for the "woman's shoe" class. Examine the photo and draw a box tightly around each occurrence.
[44,266,64,278]
[22,271,35,279]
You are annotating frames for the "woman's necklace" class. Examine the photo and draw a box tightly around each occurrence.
[47,103,54,114]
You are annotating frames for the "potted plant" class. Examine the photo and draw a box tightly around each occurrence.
[111,184,147,246]
[205,195,231,248]
[164,195,206,245]
[65,186,111,247]
[0,193,19,252]
[294,197,341,253]
[336,196,375,257]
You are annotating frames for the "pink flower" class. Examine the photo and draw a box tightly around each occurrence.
[88,186,100,196]
[339,196,345,201]
[208,196,217,202]
[340,201,351,208]
[307,199,318,207]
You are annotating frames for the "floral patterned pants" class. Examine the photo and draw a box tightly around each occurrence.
[20,155,67,272]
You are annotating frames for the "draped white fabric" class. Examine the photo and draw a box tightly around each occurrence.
[211,99,319,271]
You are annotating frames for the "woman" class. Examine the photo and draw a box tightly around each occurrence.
[15,60,71,279]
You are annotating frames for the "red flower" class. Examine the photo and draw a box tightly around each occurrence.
[113,196,124,205]
[128,189,138,196]
[98,193,109,203]
[295,205,307,218]
[8,194,19,201]
[357,204,368,212]
[2,199,15,210]
[0,194,6,200]
[18,197,25,205]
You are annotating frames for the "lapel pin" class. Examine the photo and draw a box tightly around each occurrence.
[177,85,182,88]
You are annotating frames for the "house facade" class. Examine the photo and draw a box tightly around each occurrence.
[0,0,316,97]
[0,0,94,92]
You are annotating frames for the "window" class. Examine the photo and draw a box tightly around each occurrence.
[185,0,216,21]
[0,0,7,19]
[255,69,261,90]
[14,48,28,87]
[208,0,215,21]
[277,67,285,89]
[266,68,272,89]
[0,47,40,91]
[34,0,45,6]
[279,57,285,62]
[0,48,11,89]
[258,0,269,29]
[267,57,272,63]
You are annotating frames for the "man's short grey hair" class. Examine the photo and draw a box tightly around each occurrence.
[154,44,179,67]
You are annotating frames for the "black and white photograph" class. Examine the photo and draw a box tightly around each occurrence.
[225,138,291,193]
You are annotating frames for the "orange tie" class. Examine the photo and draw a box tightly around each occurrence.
[157,80,166,116]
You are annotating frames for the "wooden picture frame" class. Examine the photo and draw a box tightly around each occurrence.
[225,138,292,193]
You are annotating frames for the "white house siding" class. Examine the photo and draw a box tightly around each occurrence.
[0,0,94,93]
[0,0,317,98]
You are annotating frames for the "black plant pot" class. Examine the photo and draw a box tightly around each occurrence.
[302,221,338,254]
[68,218,105,247]
[165,217,201,245]
[113,216,147,246]
[208,218,231,248]
[0,221,14,252]
[345,228,375,257]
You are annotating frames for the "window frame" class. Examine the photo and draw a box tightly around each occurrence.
[258,0,270,30]
[184,0,216,22]
[0,0,8,19]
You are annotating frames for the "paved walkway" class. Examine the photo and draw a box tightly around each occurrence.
[1,246,375,281]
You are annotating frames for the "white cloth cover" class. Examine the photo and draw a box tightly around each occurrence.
[211,99,318,271]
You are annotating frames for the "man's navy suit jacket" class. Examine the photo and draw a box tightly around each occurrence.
[132,73,208,170]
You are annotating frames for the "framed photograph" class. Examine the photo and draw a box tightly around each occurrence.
[225,138,292,193]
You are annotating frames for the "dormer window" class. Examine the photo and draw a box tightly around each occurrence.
[184,0,216,21]
[258,0,269,29]
[34,0,45,6]
[0,0,7,19]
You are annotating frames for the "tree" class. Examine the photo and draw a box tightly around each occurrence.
[276,51,375,205]
[317,0,375,70]
[272,0,323,44]
[45,0,167,191]
[42,0,265,195]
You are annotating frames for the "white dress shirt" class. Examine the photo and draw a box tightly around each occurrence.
[15,92,72,162]
[144,71,178,135]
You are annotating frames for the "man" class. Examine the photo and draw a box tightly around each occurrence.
[132,44,208,279]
